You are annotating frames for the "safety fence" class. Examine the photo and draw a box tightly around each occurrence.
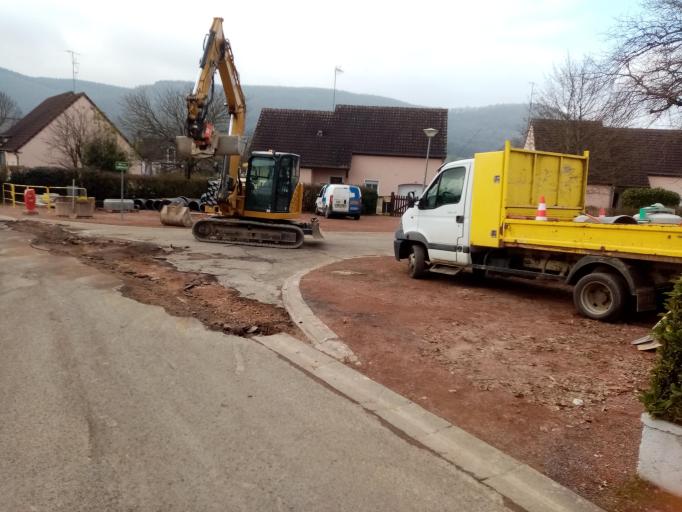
[1,183,88,208]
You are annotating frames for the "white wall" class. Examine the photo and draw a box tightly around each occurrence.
[649,176,682,201]
[585,185,613,208]
[12,96,141,173]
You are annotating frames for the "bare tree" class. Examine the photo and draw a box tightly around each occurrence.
[120,85,228,146]
[534,54,635,127]
[0,91,21,130]
[608,0,682,121]
[46,108,99,168]
[529,54,637,163]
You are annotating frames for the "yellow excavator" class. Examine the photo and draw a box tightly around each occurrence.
[173,17,322,248]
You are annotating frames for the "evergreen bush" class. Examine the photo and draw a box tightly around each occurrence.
[641,277,682,425]
[621,188,680,209]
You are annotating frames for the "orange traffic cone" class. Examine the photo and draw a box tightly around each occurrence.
[535,195,547,221]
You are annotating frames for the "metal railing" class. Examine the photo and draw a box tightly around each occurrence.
[1,183,88,208]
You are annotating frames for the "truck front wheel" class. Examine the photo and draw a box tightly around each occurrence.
[573,272,628,321]
[408,244,428,279]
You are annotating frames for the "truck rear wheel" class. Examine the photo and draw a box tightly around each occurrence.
[573,272,628,321]
[408,244,428,279]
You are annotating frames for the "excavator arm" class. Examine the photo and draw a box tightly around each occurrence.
[185,17,246,153]
[176,17,247,213]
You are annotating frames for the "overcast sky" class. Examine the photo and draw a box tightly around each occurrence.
[2,0,642,108]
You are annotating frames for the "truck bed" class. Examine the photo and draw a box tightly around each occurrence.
[469,142,682,263]
[501,219,682,262]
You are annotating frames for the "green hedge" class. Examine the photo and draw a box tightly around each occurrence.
[8,167,209,201]
[302,183,322,212]
[621,187,681,209]
[641,276,682,425]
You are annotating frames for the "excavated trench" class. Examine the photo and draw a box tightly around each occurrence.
[6,220,296,337]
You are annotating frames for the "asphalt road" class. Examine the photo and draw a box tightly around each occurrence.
[56,221,395,305]
[0,226,509,511]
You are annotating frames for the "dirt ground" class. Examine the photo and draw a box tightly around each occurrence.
[7,221,295,338]
[0,205,399,232]
[300,256,682,512]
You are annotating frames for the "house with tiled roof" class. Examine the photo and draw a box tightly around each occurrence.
[250,105,448,197]
[0,92,141,173]
[526,118,682,208]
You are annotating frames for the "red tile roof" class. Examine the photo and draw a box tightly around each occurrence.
[530,118,682,188]
[251,105,448,169]
[0,92,82,152]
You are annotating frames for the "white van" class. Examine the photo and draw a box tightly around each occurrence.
[315,184,362,219]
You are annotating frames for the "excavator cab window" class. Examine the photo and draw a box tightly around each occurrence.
[245,154,300,213]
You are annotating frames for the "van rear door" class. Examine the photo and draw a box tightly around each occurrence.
[331,186,351,212]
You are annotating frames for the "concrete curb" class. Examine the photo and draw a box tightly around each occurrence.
[282,267,358,363]
[255,333,604,512]
[274,266,605,512]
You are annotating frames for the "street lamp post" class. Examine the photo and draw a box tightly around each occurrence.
[422,128,439,189]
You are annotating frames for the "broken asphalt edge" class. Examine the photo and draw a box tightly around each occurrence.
[275,268,604,512]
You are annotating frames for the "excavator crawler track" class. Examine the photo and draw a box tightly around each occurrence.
[192,217,306,249]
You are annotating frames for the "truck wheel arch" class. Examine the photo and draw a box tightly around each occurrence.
[398,232,430,261]
[566,256,640,295]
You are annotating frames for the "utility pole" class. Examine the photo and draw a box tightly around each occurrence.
[66,50,80,92]
[332,66,343,110]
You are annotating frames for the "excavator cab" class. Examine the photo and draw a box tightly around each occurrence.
[244,152,300,214]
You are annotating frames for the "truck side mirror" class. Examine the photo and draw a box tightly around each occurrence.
[407,192,416,208]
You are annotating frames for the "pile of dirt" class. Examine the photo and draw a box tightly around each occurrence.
[301,256,682,512]
[9,220,295,337]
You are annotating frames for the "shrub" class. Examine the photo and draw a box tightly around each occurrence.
[82,134,129,172]
[302,183,322,212]
[641,277,682,425]
[8,167,77,187]
[621,187,680,209]
[9,167,210,202]
[359,186,378,214]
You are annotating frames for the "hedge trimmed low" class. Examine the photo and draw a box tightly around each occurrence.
[8,167,208,201]
[621,187,681,209]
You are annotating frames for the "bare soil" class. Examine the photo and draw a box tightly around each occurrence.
[0,205,399,232]
[7,220,295,337]
[300,256,682,512]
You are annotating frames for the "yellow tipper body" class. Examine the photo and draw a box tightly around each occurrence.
[470,141,682,261]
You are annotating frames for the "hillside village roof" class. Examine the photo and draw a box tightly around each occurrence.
[250,105,448,169]
[529,118,682,188]
[0,91,134,154]
[0,92,82,152]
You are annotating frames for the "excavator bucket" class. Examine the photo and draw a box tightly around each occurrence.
[160,204,193,228]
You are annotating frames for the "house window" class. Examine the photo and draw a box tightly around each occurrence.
[330,176,343,184]
[364,180,379,192]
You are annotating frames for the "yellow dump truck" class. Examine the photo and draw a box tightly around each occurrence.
[394,141,682,321]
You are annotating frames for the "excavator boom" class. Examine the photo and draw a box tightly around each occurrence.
[172,17,322,247]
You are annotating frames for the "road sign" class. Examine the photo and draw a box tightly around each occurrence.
[115,161,129,172]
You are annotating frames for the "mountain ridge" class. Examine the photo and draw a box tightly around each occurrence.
[0,67,527,158]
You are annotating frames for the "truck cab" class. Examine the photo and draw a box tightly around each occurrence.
[396,159,475,268]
